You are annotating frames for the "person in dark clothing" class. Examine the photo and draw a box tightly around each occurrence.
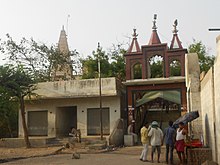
[163,121,176,165]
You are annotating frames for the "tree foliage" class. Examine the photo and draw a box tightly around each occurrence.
[149,55,163,78]
[81,44,126,81]
[0,34,79,82]
[0,34,80,147]
[188,39,215,73]
[82,45,112,78]
[0,85,18,138]
[170,60,181,77]
[108,44,126,80]
[133,63,142,79]
[0,65,36,148]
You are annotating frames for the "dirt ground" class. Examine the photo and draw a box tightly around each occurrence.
[0,146,180,164]
[0,147,61,160]
[0,145,107,163]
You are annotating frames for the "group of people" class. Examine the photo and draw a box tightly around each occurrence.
[139,120,187,164]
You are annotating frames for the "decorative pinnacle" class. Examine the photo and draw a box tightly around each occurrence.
[132,28,138,39]
[97,42,101,52]
[98,42,100,49]
[152,14,157,30]
[173,19,178,34]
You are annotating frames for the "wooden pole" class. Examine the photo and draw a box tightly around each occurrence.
[98,42,103,140]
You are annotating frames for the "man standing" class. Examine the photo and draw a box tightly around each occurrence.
[163,121,176,165]
[140,122,150,162]
[148,121,163,163]
[176,122,187,164]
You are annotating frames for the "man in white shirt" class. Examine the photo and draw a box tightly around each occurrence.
[127,120,138,144]
[148,121,163,163]
[176,122,187,164]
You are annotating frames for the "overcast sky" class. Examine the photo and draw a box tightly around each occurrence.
[0,0,219,64]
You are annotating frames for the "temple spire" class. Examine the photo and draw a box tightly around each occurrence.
[58,25,69,54]
[148,14,161,45]
[127,29,141,53]
[170,19,183,49]
[51,26,73,81]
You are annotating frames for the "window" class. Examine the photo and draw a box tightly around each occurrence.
[132,63,142,79]
[149,55,164,78]
[170,60,181,76]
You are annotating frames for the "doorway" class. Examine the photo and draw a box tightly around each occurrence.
[134,90,182,132]
[56,106,77,137]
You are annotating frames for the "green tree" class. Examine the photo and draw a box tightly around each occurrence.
[81,45,112,79]
[0,34,79,82]
[0,86,18,138]
[150,61,163,78]
[149,55,163,78]
[81,44,126,80]
[0,65,36,148]
[108,44,126,81]
[133,63,142,79]
[188,39,215,73]
[170,60,181,76]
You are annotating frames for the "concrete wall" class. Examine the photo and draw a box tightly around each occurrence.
[185,53,202,138]
[33,77,119,99]
[20,77,125,138]
[214,36,220,163]
[200,35,220,163]
[201,68,216,161]
[20,96,121,137]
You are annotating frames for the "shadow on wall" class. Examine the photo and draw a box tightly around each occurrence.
[205,114,210,147]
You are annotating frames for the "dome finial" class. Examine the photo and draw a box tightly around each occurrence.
[98,42,100,50]
[132,28,138,39]
[173,19,178,34]
[152,14,157,30]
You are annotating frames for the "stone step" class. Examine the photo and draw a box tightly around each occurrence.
[87,143,107,150]
[47,137,107,150]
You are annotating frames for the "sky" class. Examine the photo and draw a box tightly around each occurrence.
[0,0,219,64]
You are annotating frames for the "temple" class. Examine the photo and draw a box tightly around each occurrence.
[124,15,188,132]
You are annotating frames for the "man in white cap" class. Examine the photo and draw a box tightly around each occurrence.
[127,120,138,144]
[148,121,163,163]
[127,120,135,135]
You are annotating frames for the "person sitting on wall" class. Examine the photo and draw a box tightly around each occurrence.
[127,120,138,144]
[69,127,81,143]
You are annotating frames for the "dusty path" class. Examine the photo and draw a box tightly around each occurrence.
[0,147,61,163]
[0,146,181,165]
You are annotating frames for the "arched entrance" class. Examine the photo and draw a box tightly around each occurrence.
[133,90,181,133]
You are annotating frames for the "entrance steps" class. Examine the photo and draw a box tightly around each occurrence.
[47,137,107,150]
